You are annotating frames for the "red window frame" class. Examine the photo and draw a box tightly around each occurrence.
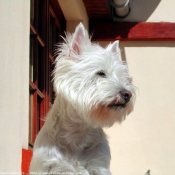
[29,0,66,146]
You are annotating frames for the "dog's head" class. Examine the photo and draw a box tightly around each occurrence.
[54,23,136,127]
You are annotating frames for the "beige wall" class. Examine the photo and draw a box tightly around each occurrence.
[0,0,30,172]
[100,41,175,175]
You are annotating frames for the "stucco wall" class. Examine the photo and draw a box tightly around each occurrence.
[0,0,30,172]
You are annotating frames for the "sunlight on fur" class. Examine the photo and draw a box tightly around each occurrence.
[29,23,136,175]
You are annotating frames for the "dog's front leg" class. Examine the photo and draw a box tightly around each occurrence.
[85,137,112,175]
[30,146,90,175]
[88,168,112,175]
[87,165,112,175]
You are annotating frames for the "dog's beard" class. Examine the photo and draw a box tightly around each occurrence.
[90,100,134,128]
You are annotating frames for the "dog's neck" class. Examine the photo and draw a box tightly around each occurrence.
[48,96,103,154]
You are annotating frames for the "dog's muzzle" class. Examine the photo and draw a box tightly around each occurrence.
[108,89,132,109]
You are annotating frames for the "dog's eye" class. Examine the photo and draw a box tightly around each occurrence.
[96,71,106,77]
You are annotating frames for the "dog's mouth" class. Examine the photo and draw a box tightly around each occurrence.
[107,90,132,109]
[107,99,130,109]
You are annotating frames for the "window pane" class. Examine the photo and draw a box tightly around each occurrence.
[49,17,54,54]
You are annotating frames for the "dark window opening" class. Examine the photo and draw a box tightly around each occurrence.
[29,0,66,146]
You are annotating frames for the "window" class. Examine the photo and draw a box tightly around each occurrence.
[29,0,66,146]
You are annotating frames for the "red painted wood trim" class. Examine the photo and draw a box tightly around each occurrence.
[89,22,175,41]
[22,149,33,174]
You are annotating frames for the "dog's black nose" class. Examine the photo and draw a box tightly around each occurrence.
[120,90,132,102]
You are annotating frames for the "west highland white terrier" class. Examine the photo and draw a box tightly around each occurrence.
[29,23,136,175]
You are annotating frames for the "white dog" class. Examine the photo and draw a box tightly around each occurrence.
[29,23,135,175]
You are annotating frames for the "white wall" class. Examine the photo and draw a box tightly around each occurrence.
[0,0,30,173]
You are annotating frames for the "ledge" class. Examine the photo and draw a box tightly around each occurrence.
[89,22,175,41]
[22,148,33,175]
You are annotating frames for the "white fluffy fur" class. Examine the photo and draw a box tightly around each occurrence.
[29,23,136,175]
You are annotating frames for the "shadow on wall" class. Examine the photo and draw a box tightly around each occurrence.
[114,0,161,22]
[119,41,175,62]
[90,1,162,44]
[99,40,175,62]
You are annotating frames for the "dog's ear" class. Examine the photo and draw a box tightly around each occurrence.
[72,23,86,55]
[110,40,119,54]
